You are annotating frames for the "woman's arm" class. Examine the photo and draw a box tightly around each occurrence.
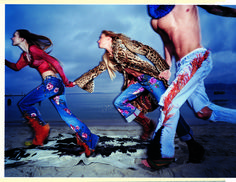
[30,45,73,87]
[74,61,107,93]
[5,54,28,71]
[121,38,169,73]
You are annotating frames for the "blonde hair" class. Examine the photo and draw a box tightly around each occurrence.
[101,30,131,80]
[103,53,116,80]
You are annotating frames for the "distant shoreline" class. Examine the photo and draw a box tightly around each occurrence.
[5,83,236,96]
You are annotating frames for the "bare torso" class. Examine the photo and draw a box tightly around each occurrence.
[151,5,202,62]
[25,53,57,80]
[41,70,57,80]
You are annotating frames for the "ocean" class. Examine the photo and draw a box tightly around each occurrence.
[5,84,236,126]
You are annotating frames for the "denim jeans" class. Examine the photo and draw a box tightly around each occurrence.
[187,81,236,124]
[18,76,99,149]
[156,48,213,158]
[114,74,193,142]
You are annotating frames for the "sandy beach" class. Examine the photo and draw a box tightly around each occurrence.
[4,121,236,179]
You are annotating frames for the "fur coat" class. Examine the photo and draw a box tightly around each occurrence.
[74,36,169,113]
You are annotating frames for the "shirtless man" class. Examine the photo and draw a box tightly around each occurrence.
[142,5,236,170]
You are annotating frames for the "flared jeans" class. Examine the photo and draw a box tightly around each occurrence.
[155,48,213,158]
[18,76,99,149]
[114,74,194,142]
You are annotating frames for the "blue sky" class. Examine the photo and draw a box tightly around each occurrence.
[5,4,236,95]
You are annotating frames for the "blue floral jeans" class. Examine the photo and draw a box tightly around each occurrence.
[18,76,99,149]
[114,74,165,122]
[114,74,193,142]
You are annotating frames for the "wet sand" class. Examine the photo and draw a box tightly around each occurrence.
[4,121,236,179]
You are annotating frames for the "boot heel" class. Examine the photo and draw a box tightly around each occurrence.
[24,114,50,146]
[43,129,51,144]
[76,133,98,157]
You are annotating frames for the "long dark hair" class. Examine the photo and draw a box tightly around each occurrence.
[16,29,53,51]
[17,29,61,72]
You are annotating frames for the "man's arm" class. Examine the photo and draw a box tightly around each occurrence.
[157,30,174,81]
[198,5,236,17]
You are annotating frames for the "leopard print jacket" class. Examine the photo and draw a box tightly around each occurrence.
[74,36,169,93]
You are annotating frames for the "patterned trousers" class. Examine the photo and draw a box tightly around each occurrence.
[18,76,99,149]
[114,74,194,142]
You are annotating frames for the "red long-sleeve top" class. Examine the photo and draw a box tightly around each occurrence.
[6,45,71,86]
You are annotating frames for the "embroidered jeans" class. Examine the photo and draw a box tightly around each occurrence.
[18,76,99,149]
[155,48,213,158]
[114,74,194,142]
[114,75,166,123]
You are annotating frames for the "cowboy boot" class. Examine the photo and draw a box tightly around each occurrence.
[75,133,99,157]
[135,112,156,141]
[24,115,50,146]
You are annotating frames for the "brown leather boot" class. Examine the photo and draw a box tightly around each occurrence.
[135,112,156,141]
[75,133,94,157]
[25,115,50,146]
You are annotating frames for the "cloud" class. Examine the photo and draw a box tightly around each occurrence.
[5,5,236,95]
[205,51,236,84]
[199,6,236,53]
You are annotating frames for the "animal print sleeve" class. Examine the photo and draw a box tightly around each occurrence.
[122,39,169,72]
[74,60,107,93]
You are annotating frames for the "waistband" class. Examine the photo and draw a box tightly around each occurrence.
[176,48,209,68]
[43,75,58,81]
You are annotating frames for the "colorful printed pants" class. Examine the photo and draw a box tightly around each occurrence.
[114,75,165,122]
[18,76,99,149]
[114,74,194,142]
[155,48,213,158]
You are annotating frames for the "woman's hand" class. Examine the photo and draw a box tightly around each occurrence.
[158,70,171,81]
[65,81,75,88]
